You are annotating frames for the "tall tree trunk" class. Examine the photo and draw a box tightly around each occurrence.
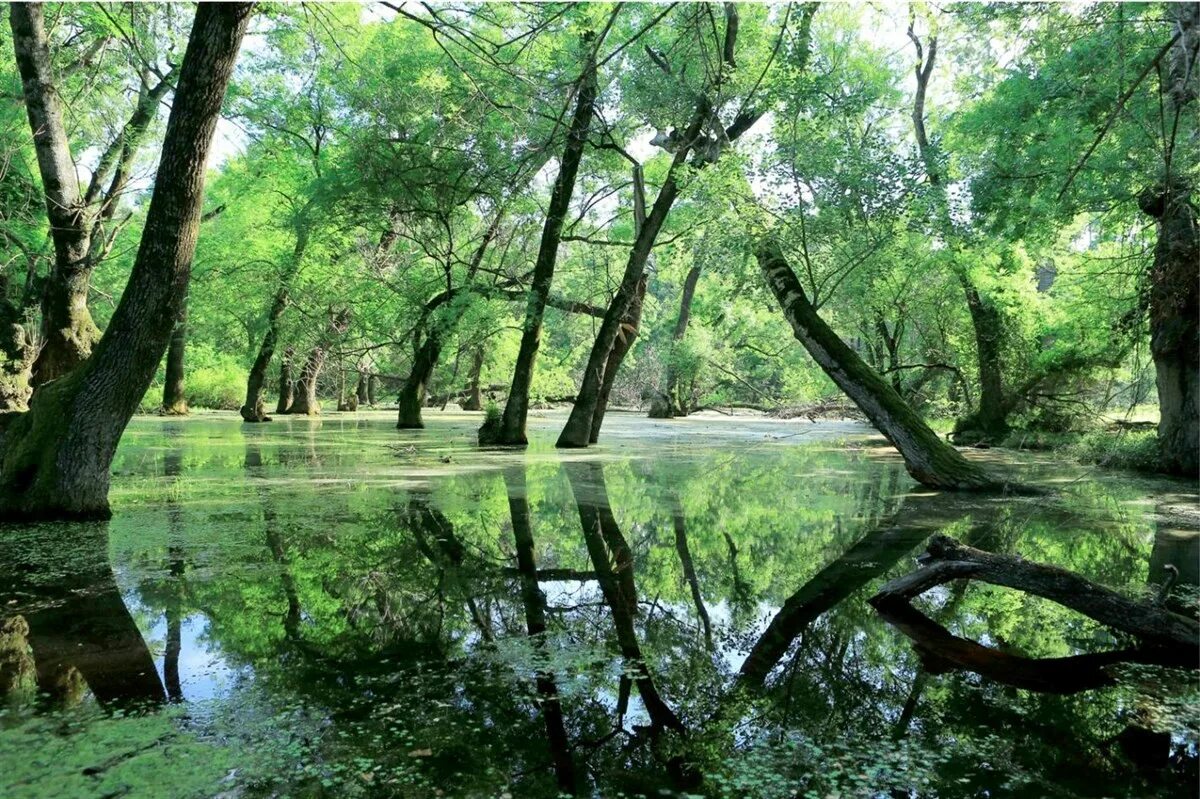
[556,109,708,448]
[0,3,252,520]
[587,165,651,441]
[367,373,379,406]
[10,4,97,384]
[241,231,307,422]
[274,347,295,415]
[493,51,598,446]
[557,2,775,448]
[11,5,179,386]
[658,264,702,417]
[1142,4,1199,477]
[397,335,440,428]
[1140,185,1199,476]
[460,346,485,411]
[757,241,998,490]
[161,294,189,415]
[287,346,326,416]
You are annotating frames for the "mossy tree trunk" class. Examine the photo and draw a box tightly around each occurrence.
[494,51,598,446]
[0,3,253,520]
[757,241,998,490]
[1141,184,1199,476]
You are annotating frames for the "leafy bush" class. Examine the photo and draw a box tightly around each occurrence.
[187,362,244,410]
[1074,429,1161,473]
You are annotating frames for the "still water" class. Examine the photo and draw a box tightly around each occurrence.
[0,410,1196,798]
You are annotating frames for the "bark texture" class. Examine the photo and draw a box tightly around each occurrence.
[757,240,998,490]
[0,3,253,519]
[1143,184,1198,476]
[493,52,597,445]
[274,347,295,415]
[397,335,439,428]
[160,294,189,414]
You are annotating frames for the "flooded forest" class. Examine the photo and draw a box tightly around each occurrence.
[0,2,1197,798]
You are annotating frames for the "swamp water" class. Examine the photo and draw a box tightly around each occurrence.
[0,410,1196,798]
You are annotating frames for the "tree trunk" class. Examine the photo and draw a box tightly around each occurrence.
[10,4,98,384]
[160,294,189,415]
[1140,185,1199,476]
[275,347,295,415]
[12,6,179,386]
[556,110,707,448]
[355,370,369,406]
[0,3,252,520]
[287,346,326,416]
[460,347,485,411]
[241,231,307,422]
[952,280,1010,443]
[494,52,598,446]
[397,335,440,428]
[659,264,702,417]
[367,373,379,406]
[757,240,998,490]
[871,534,1199,653]
[587,274,648,442]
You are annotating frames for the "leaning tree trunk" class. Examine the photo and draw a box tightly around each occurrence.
[160,294,189,415]
[587,274,647,442]
[397,335,440,429]
[0,3,252,520]
[757,241,998,490]
[1141,184,1199,476]
[952,279,1009,443]
[287,346,326,416]
[556,110,708,448]
[240,232,306,422]
[493,52,598,446]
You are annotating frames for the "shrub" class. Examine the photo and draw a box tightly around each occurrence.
[1074,429,1161,473]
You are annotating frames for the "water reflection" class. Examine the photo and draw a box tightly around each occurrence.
[0,526,164,711]
[0,414,1195,798]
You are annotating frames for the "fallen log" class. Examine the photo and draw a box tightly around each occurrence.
[871,535,1200,652]
[875,602,1194,694]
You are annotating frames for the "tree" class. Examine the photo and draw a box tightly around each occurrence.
[757,238,998,490]
[9,4,183,387]
[0,2,253,519]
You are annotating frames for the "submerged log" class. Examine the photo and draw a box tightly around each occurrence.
[871,535,1200,652]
